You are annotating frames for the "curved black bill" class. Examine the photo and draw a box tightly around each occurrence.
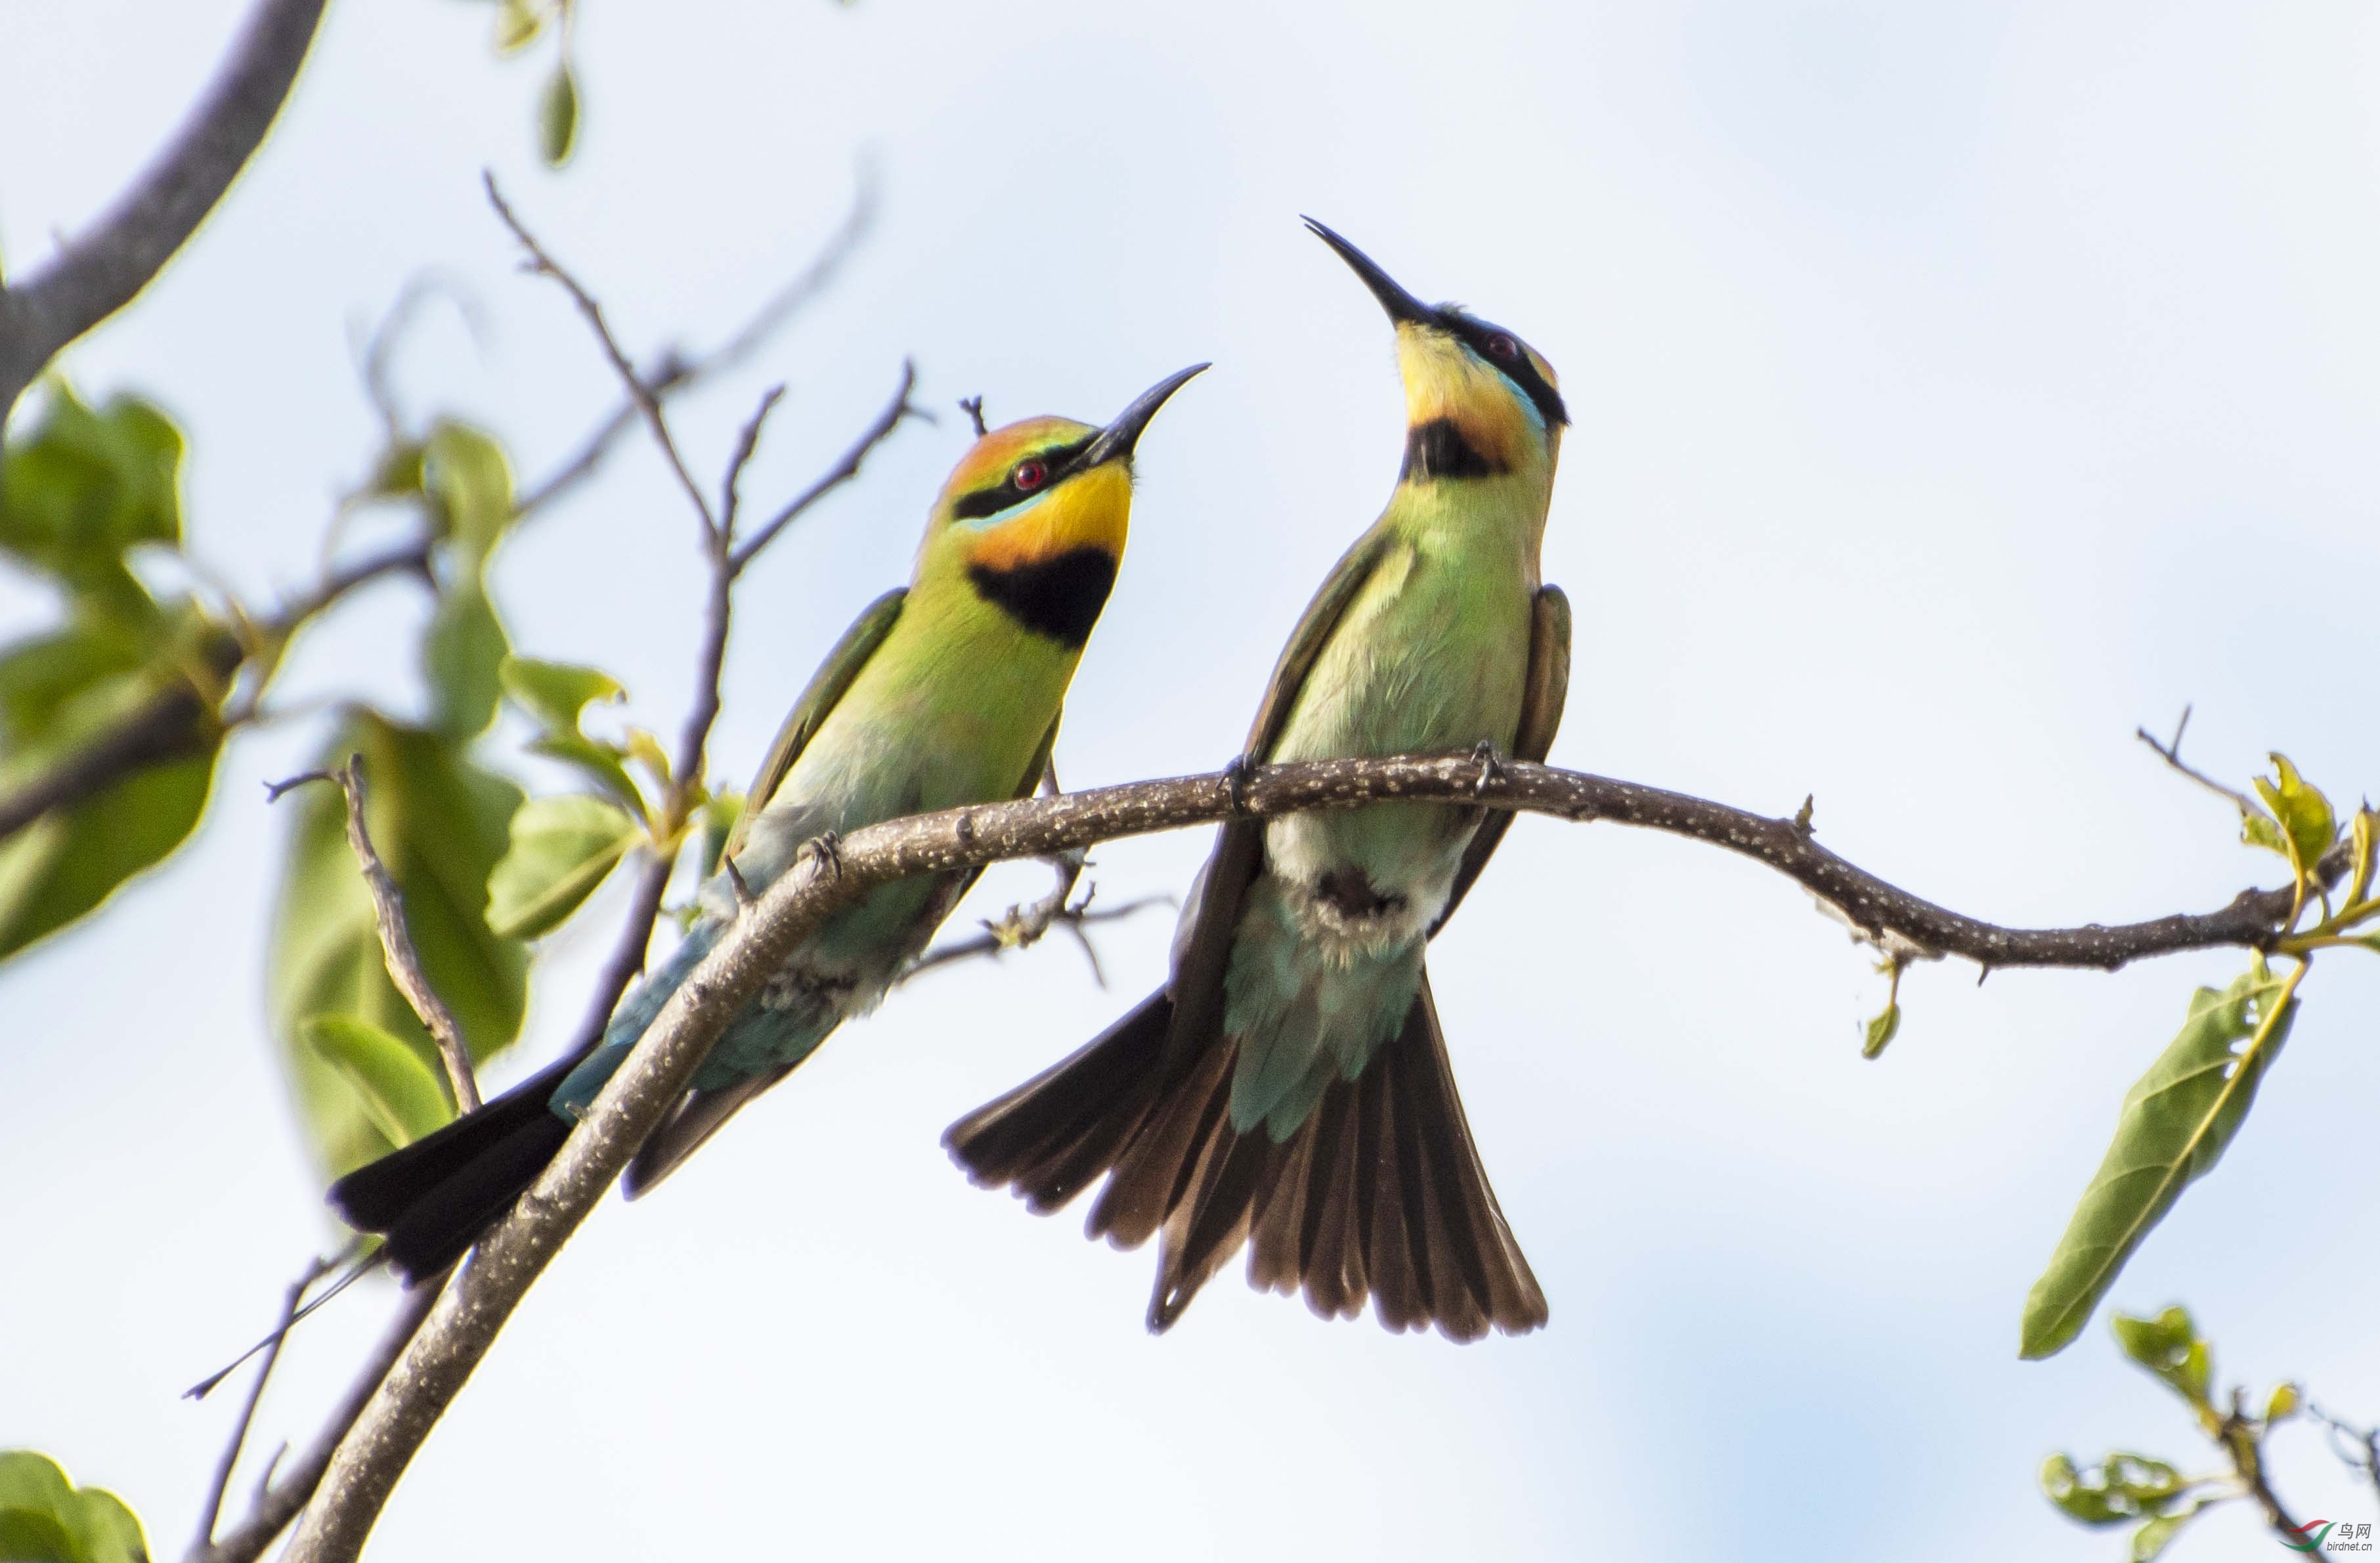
[1302,217,1433,326]
[1084,362,1209,467]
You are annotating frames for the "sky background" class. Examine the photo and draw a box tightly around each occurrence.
[6,1,2380,1558]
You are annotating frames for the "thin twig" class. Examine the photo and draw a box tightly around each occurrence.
[2217,1396,2310,1543]
[279,748,2365,1563]
[2310,1402,2380,1512]
[483,173,720,543]
[0,0,329,418]
[2138,706,2264,819]
[509,165,876,521]
[190,1256,332,1554]
[957,395,988,437]
[267,757,480,1112]
[561,854,672,1064]
[729,360,923,575]
[901,857,1171,983]
[184,1279,442,1563]
[718,384,787,547]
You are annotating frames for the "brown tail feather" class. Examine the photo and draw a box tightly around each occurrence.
[945,970,1547,1341]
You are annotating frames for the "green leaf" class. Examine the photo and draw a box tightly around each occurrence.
[2020,970,2297,1358]
[538,61,580,165]
[423,578,509,737]
[0,1451,148,1563]
[502,657,641,811]
[2131,1511,2198,1562]
[486,793,639,939]
[305,1015,454,1146]
[526,733,644,817]
[2266,1381,2301,1423]
[423,422,514,565]
[500,656,621,733]
[2253,754,2337,874]
[1861,1001,1899,1060]
[493,0,544,51]
[269,712,526,1180]
[2111,1308,2211,1403]
[0,603,227,962]
[0,386,183,615]
[2040,1450,2190,1526]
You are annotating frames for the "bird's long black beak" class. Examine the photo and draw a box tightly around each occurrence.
[1084,363,1209,467]
[1302,217,1433,326]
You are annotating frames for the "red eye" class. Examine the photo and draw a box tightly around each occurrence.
[1012,459,1048,492]
[1487,333,1520,360]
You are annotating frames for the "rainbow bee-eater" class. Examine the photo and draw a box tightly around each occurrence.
[331,365,1207,1284]
[948,221,1570,1342]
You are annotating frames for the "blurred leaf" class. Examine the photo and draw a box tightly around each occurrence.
[2041,1450,2191,1526]
[0,601,228,962]
[1861,1001,1899,1060]
[698,789,743,880]
[424,578,509,737]
[2240,811,2288,858]
[538,61,579,166]
[487,793,638,939]
[2131,1511,2197,1562]
[2111,1308,2211,1404]
[2266,1382,2301,1423]
[2020,971,2297,1358]
[269,711,526,1180]
[0,1451,148,1563]
[423,422,514,565]
[493,0,543,51]
[500,656,620,733]
[502,657,641,813]
[0,387,182,616]
[2253,754,2336,875]
[305,1015,454,1146]
[625,727,671,794]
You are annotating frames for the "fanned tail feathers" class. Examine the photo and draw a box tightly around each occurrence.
[326,1054,578,1286]
[943,975,1545,1341]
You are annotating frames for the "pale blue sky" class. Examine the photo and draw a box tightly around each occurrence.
[5,3,2380,1559]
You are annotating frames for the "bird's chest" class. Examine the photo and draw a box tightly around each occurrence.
[1264,538,1534,913]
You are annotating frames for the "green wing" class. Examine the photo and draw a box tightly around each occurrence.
[1431,584,1570,936]
[1166,530,1398,1061]
[720,588,906,865]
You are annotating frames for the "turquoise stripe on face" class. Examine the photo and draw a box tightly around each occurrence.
[959,488,1053,532]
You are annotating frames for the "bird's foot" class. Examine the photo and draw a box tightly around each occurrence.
[804,830,844,880]
[1469,740,1508,798]
[1221,754,1253,815]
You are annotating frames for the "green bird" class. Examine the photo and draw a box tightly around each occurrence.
[329,365,1206,1284]
[947,221,1571,1342]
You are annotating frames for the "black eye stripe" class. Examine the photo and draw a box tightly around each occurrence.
[1444,314,1569,429]
[949,434,1099,521]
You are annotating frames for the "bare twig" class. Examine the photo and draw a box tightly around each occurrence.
[190,1256,332,1554]
[2216,1395,2310,1543]
[2138,706,2264,819]
[279,748,2362,1562]
[561,856,673,1066]
[729,360,924,575]
[718,385,787,545]
[510,167,875,521]
[901,855,1170,984]
[2310,1402,2380,1512]
[0,0,329,418]
[267,757,479,1112]
[957,395,988,437]
[184,1280,442,1563]
[483,174,719,544]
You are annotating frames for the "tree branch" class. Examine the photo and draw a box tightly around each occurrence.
[511,169,875,521]
[278,750,2344,1560]
[267,756,480,1112]
[183,1281,441,1563]
[483,174,720,545]
[188,1256,330,1556]
[0,0,328,419]
[729,360,922,575]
